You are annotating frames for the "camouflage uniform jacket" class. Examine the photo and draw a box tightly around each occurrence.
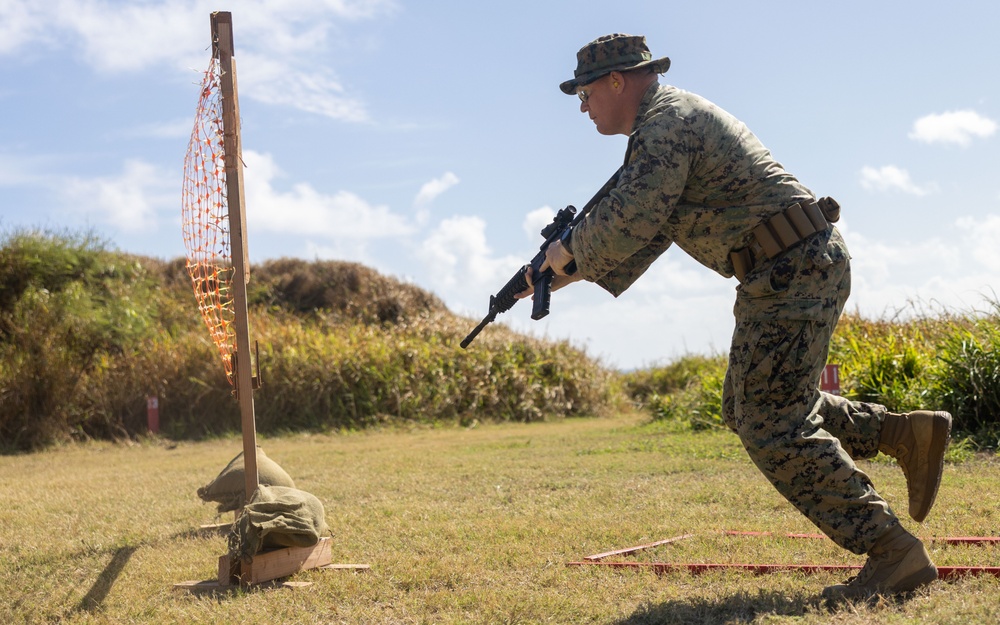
[571,82,817,296]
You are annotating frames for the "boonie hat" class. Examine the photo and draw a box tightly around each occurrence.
[559,33,670,95]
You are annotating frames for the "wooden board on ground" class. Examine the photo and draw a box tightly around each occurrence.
[198,522,232,532]
[221,537,334,585]
[320,563,371,571]
[174,538,370,590]
[172,579,313,591]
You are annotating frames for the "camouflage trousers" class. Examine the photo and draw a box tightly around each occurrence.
[722,226,897,555]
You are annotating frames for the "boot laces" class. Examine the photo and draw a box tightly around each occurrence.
[845,555,881,587]
[895,445,912,481]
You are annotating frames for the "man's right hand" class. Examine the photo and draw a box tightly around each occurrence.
[516,265,584,300]
[539,240,575,276]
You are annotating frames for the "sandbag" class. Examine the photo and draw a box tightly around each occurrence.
[197,447,296,513]
[228,485,330,564]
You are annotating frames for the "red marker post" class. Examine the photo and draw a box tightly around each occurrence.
[147,396,160,434]
[821,364,841,396]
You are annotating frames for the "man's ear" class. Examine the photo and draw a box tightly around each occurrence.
[609,71,624,93]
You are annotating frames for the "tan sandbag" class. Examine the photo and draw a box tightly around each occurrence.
[228,485,330,564]
[197,447,296,513]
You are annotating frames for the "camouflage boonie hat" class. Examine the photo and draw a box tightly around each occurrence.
[559,33,670,95]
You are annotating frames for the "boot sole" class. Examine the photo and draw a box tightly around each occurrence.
[910,411,952,522]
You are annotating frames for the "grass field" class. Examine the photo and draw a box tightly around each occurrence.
[2,412,999,624]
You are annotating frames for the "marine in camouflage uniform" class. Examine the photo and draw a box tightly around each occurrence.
[537,33,952,599]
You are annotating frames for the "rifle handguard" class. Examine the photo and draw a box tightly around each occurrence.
[460,165,624,348]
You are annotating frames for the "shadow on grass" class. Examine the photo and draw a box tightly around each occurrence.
[67,526,235,613]
[72,545,138,614]
[615,589,820,625]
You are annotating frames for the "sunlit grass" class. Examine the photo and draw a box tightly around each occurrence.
[2,412,998,624]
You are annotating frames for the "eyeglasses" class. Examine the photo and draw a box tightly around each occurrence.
[577,75,604,103]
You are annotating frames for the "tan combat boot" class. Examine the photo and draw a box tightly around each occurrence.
[878,410,952,522]
[822,524,938,602]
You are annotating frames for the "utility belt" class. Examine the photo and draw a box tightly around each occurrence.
[729,197,841,283]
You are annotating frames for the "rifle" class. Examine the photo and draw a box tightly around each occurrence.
[460,166,623,349]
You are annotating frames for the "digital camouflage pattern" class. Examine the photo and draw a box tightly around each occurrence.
[571,82,817,295]
[723,227,898,554]
[559,33,671,95]
[572,80,900,555]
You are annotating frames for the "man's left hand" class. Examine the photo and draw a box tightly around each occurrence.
[515,263,584,300]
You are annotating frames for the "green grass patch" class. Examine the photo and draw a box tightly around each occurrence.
[1,413,998,624]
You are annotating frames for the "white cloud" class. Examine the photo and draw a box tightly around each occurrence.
[49,0,204,72]
[523,206,555,241]
[0,0,397,122]
[859,165,935,196]
[847,230,960,285]
[909,110,998,146]
[434,212,1000,368]
[63,159,175,232]
[416,215,525,301]
[239,54,370,123]
[297,239,381,268]
[0,2,47,55]
[837,221,1000,328]
[414,171,460,208]
[242,150,412,239]
[126,118,194,139]
[956,214,1000,271]
[536,283,735,367]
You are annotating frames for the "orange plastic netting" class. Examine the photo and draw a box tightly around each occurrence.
[181,56,236,384]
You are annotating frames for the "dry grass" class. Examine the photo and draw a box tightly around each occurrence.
[2,412,999,624]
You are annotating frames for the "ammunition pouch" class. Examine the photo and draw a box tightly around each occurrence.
[729,197,840,283]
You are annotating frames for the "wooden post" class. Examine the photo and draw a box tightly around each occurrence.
[171,13,371,592]
[211,11,259,513]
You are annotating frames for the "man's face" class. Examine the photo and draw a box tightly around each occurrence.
[577,74,623,136]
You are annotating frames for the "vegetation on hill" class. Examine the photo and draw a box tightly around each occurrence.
[2,228,999,453]
[621,304,1000,450]
[0,229,615,451]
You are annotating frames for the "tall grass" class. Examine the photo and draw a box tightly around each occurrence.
[4,229,1000,452]
[621,355,728,431]
[935,324,1000,446]
[0,230,614,451]
[0,229,169,448]
[830,304,1000,443]
[625,302,1000,449]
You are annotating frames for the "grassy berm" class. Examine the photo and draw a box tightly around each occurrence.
[6,229,1000,452]
[0,230,618,451]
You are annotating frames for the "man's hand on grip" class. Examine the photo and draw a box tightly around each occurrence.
[516,264,583,300]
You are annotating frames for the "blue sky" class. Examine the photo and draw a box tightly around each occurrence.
[1,1,998,370]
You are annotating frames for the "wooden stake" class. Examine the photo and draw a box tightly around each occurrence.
[210,10,259,514]
[173,14,371,591]
[584,534,694,561]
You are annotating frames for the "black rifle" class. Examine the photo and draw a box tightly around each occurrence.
[460,167,623,349]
